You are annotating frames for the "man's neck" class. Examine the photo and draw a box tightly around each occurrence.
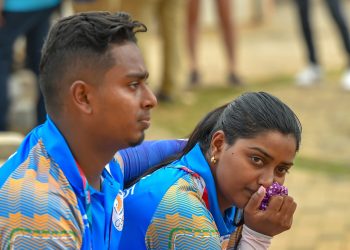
[73,143,114,191]
[55,117,116,191]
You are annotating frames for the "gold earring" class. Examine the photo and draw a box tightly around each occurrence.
[210,156,217,164]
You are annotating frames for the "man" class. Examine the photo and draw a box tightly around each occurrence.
[0,11,169,249]
[0,0,61,130]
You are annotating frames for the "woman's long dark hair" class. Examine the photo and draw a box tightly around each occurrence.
[125,92,302,188]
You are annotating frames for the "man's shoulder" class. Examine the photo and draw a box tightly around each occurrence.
[0,140,81,214]
[0,140,84,249]
[0,135,82,221]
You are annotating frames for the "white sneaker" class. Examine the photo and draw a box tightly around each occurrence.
[296,64,322,87]
[341,69,350,91]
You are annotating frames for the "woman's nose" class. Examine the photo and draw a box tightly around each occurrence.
[258,169,274,188]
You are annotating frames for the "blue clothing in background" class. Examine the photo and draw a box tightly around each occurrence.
[3,0,61,12]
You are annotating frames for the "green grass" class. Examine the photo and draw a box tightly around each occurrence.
[295,156,350,176]
[153,86,244,137]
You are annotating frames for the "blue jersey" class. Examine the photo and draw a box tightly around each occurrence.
[0,117,125,249]
[120,144,243,249]
[0,117,186,249]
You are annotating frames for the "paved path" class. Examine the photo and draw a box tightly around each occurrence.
[270,169,350,250]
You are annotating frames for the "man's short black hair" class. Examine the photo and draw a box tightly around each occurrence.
[39,11,147,114]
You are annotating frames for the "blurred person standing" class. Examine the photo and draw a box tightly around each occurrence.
[0,0,61,131]
[187,0,241,86]
[295,0,350,90]
[120,0,186,102]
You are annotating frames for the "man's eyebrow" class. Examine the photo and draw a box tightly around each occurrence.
[126,71,149,79]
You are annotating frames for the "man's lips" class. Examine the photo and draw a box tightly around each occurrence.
[139,117,151,129]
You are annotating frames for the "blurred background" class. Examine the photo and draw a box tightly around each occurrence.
[1,0,350,249]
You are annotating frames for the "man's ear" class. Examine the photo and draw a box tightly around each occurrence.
[210,130,226,158]
[70,80,93,114]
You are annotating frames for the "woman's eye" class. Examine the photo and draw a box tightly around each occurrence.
[251,156,263,166]
[277,166,290,175]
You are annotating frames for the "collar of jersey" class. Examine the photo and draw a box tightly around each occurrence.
[172,143,237,236]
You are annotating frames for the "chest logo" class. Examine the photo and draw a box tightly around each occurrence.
[112,191,124,231]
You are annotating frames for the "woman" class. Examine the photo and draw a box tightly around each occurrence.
[120,92,301,249]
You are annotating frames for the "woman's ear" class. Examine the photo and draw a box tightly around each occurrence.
[70,80,93,114]
[210,130,226,158]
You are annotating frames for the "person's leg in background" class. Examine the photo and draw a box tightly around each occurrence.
[324,0,350,90]
[157,0,186,101]
[26,7,58,125]
[0,18,15,131]
[294,0,323,86]
[121,0,186,102]
[120,0,158,95]
[187,0,201,86]
[0,12,32,131]
[216,0,241,85]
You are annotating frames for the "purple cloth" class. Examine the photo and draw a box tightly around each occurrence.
[259,182,288,210]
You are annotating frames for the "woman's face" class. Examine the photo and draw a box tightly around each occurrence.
[210,130,297,212]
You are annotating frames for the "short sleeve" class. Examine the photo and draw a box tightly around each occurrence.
[145,175,221,250]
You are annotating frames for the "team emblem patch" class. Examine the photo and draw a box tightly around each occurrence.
[112,191,124,231]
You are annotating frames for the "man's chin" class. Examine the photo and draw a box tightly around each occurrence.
[128,132,145,147]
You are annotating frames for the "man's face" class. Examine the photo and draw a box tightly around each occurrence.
[92,42,157,149]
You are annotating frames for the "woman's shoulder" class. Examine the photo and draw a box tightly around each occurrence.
[123,166,195,219]
[123,165,208,220]
[145,170,220,249]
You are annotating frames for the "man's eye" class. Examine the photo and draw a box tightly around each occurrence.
[129,82,140,89]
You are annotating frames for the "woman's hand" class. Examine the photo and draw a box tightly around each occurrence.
[243,186,297,237]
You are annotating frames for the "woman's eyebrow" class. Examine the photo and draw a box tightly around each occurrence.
[248,147,273,160]
[248,146,294,166]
